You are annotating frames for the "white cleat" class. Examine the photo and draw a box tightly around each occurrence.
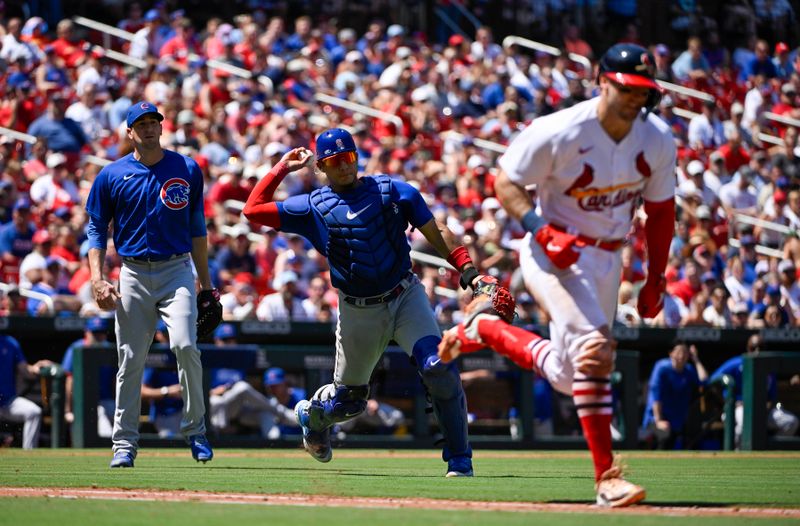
[595,467,646,508]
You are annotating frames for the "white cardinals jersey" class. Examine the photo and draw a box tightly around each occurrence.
[499,97,677,240]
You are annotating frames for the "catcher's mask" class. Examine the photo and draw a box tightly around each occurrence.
[597,43,662,119]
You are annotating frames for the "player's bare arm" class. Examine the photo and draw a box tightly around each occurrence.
[494,169,536,223]
[417,218,484,289]
[88,247,120,311]
[190,236,213,291]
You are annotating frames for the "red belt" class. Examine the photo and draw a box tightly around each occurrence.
[549,224,625,252]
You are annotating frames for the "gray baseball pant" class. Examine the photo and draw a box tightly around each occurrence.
[111,255,206,456]
[0,396,42,449]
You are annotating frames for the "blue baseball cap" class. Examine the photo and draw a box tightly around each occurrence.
[214,323,237,340]
[13,197,31,212]
[126,101,164,128]
[263,367,285,386]
[85,316,110,332]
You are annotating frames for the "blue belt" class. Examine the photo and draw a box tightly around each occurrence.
[343,273,414,307]
[122,253,187,263]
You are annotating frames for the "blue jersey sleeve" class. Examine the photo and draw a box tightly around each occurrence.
[648,360,667,402]
[276,195,328,253]
[85,169,113,250]
[393,179,434,228]
[142,368,155,386]
[61,342,78,374]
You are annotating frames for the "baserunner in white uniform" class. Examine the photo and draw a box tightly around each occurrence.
[438,44,677,506]
[86,101,216,468]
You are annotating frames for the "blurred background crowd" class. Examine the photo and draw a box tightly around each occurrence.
[0,0,799,332]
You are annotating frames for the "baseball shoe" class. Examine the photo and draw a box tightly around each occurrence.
[595,466,646,507]
[445,456,474,478]
[109,450,134,468]
[439,301,500,362]
[295,399,332,463]
[188,434,213,463]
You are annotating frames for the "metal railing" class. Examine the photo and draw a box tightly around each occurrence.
[313,93,404,130]
[671,107,783,146]
[735,213,793,236]
[441,130,507,154]
[0,282,55,314]
[502,35,592,72]
[763,111,800,129]
[0,126,111,167]
[709,373,736,451]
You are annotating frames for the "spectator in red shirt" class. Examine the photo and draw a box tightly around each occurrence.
[207,164,252,219]
[562,24,593,60]
[770,83,800,130]
[50,19,88,70]
[668,258,703,308]
[715,128,751,175]
[159,17,199,74]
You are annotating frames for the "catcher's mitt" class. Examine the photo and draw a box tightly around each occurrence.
[470,275,516,323]
[196,288,222,338]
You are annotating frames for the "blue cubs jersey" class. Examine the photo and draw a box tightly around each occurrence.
[85,150,206,258]
[277,175,433,297]
[709,356,777,402]
[0,335,24,407]
[642,358,701,432]
[0,221,35,258]
[142,367,182,418]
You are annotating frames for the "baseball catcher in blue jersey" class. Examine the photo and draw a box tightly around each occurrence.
[244,128,513,476]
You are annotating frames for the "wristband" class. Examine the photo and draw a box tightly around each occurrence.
[447,245,474,271]
[160,386,169,396]
[521,209,544,234]
[459,267,479,290]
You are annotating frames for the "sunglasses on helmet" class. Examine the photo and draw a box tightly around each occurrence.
[318,151,357,169]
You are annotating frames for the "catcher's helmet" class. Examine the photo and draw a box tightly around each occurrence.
[598,43,662,117]
[315,128,356,160]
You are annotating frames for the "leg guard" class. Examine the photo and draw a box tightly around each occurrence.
[306,383,370,431]
[413,336,472,461]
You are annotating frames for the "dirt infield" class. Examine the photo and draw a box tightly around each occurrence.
[2,486,799,519]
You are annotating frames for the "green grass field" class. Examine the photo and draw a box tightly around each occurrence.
[1,449,799,525]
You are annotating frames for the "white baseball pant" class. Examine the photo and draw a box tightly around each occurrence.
[519,234,622,395]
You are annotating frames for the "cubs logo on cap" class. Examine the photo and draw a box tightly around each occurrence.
[126,100,164,128]
[160,178,191,210]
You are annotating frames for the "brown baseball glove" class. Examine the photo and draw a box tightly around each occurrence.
[438,281,516,364]
[196,288,222,338]
[470,275,516,323]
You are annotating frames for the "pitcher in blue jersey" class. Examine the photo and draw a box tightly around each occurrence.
[85,101,215,468]
[244,128,484,477]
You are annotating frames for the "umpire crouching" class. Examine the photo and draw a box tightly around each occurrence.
[85,101,221,468]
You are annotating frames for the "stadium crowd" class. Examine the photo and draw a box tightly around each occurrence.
[0,2,798,329]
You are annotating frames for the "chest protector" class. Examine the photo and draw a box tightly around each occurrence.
[310,175,410,295]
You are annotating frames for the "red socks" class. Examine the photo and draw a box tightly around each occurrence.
[475,317,543,371]
[573,376,614,481]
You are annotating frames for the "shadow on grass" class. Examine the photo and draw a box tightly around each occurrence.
[550,499,733,508]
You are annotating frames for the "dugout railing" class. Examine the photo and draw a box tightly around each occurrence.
[65,343,642,450]
[741,352,800,451]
